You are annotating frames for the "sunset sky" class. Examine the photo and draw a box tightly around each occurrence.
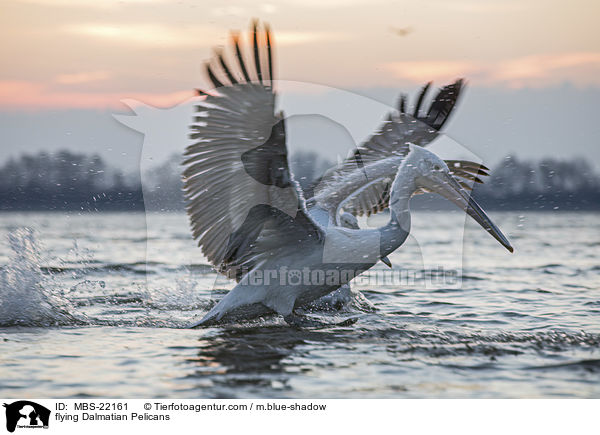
[1,0,599,169]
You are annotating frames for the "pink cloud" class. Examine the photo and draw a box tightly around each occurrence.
[383,60,476,83]
[489,52,600,88]
[55,71,111,85]
[384,52,600,88]
[0,80,195,110]
[2,51,600,110]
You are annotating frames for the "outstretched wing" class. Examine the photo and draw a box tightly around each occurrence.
[401,79,464,131]
[183,21,322,280]
[309,80,488,224]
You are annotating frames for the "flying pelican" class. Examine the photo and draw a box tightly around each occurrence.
[307,79,467,309]
[185,21,513,327]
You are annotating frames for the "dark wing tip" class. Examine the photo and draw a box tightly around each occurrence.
[446,160,491,184]
[232,31,251,83]
[252,20,262,84]
[413,81,432,117]
[265,23,273,83]
[397,94,407,113]
[201,20,274,90]
[205,62,224,89]
[422,79,465,130]
[216,48,238,85]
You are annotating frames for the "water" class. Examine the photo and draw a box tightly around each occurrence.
[0,211,599,398]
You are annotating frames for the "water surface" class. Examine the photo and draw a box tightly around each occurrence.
[0,211,599,398]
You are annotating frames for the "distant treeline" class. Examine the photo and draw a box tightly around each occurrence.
[0,150,599,211]
[0,151,143,211]
[474,155,600,211]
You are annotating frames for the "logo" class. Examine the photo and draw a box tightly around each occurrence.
[3,401,50,433]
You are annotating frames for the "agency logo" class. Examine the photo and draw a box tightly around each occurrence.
[3,401,50,433]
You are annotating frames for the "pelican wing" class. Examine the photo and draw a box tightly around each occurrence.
[184,22,322,280]
[309,80,488,223]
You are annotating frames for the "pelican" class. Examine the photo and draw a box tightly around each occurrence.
[306,77,467,310]
[185,21,513,327]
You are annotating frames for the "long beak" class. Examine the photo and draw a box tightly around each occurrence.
[431,174,514,253]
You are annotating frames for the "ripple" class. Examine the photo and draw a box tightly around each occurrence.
[526,359,600,372]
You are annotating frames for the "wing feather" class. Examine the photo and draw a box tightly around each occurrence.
[310,80,477,223]
[184,22,322,280]
[413,82,432,117]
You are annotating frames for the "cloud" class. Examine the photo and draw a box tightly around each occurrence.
[4,51,599,110]
[211,6,247,17]
[276,31,348,45]
[64,24,212,48]
[10,0,167,9]
[383,60,474,83]
[489,52,600,87]
[13,0,378,10]
[265,0,385,8]
[0,80,194,109]
[383,52,600,88]
[0,81,44,103]
[260,3,277,14]
[65,23,347,48]
[437,1,528,13]
[55,71,111,85]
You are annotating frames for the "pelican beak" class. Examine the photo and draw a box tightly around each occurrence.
[425,173,514,253]
[381,256,392,268]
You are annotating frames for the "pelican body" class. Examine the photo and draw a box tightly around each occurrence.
[194,145,511,326]
[185,22,513,327]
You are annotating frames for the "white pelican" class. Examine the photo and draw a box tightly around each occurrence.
[185,21,513,327]
[306,79,468,309]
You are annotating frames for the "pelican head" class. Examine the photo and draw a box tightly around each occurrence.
[402,144,513,252]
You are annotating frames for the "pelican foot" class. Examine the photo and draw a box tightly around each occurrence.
[283,312,358,329]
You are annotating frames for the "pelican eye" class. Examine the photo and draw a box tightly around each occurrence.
[433,164,441,171]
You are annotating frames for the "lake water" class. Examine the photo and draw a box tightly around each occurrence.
[0,211,598,398]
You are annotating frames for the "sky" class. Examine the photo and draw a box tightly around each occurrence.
[1,0,599,170]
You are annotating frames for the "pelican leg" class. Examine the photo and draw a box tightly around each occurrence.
[283,312,357,328]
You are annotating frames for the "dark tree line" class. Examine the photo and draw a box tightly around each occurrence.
[473,155,600,210]
[0,151,143,211]
[0,150,598,211]
[140,151,335,211]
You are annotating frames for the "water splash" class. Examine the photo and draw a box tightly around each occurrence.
[0,228,86,327]
[145,273,214,312]
[0,228,216,328]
